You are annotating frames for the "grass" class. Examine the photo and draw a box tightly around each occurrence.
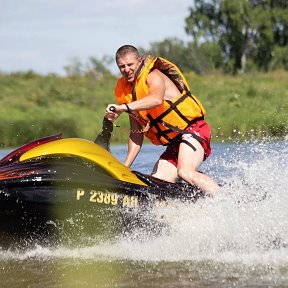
[0,70,287,147]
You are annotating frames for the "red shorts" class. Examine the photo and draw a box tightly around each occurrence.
[159,120,212,167]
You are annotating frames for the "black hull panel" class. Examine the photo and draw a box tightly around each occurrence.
[0,137,204,248]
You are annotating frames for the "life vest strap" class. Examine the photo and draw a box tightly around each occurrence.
[153,91,190,123]
[181,139,197,151]
[146,112,205,145]
[160,117,205,144]
[124,99,205,145]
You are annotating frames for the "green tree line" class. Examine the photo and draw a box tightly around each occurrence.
[144,0,288,74]
[0,70,287,147]
[184,0,288,74]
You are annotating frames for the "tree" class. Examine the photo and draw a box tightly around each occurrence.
[143,38,190,71]
[86,56,113,79]
[142,38,221,74]
[64,57,83,77]
[64,56,113,78]
[185,0,288,73]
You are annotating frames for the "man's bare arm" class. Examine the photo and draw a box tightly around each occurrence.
[124,116,144,167]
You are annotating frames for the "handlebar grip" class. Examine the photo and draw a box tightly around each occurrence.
[109,106,116,112]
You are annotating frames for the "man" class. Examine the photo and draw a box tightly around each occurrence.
[106,45,219,195]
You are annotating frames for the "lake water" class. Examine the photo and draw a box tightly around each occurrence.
[0,140,288,287]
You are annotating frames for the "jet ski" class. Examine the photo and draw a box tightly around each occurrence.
[0,121,204,247]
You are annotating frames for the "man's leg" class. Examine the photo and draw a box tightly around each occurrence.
[177,138,219,196]
[152,159,178,183]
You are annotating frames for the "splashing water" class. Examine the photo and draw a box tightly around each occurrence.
[0,141,287,288]
[1,140,287,266]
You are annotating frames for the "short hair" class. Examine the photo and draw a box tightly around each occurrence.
[115,45,140,61]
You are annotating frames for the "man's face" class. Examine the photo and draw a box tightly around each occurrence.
[116,53,141,83]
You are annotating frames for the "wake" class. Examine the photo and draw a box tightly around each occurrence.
[1,140,287,265]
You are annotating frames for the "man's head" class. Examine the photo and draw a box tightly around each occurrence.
[115,45,142,83]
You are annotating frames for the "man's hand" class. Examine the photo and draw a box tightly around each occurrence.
[105,104,122,122]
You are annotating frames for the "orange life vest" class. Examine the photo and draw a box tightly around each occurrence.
[114,56,206,145]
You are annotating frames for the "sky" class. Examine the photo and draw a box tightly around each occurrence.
[1,0,193,75]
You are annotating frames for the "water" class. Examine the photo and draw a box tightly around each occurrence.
[0,140,288,287]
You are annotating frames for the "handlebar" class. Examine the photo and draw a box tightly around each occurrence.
[109,106,116,112]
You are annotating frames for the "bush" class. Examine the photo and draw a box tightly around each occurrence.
[0,117,79,147]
